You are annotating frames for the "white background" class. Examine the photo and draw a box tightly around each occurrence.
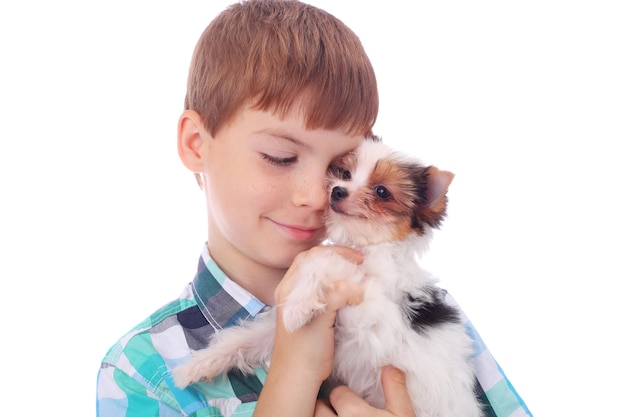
[1,1,625,415]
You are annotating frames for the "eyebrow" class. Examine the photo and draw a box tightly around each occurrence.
[254,128,312,151]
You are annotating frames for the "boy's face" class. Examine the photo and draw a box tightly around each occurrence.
[188,101,364,287]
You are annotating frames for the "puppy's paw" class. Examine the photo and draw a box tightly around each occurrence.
[282,293,327,333]
[173,313,276,388]
[172,350,227,388]
[281,251,362,333]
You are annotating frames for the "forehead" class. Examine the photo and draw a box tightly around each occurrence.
[234,101,365,157]
[342,140,394,183]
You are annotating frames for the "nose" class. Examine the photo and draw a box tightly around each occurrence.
[331,186,348,202]
[292,172,328,210]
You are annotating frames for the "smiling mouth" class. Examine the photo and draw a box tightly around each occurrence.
[271,220,322,241]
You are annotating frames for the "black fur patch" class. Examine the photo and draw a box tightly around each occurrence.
[474,377,497,417]
[404,287,461,333]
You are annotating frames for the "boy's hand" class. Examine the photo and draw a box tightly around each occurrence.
[254,245,364,417]
[272,245,364,383]
[315,367,417,417]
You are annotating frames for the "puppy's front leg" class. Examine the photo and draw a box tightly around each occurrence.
[281,251,363,333]
[173,310,276,387]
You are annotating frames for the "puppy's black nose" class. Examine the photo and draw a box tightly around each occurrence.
[331,186,348,202]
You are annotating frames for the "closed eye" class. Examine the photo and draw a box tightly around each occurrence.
[261,154,298,166]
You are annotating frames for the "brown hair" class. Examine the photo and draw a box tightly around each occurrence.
[185,0,378,137]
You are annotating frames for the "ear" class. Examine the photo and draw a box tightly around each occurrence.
[425,166,454,214]
[177,109,209,174]
[411,166,454,231]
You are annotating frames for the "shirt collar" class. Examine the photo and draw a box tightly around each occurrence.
[191,244,268,331]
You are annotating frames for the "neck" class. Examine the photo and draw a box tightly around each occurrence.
[206,243,284,306]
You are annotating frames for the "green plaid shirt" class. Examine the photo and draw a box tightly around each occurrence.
[96,245,532,417]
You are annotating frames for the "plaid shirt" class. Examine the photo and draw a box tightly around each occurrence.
[96,245,532,417]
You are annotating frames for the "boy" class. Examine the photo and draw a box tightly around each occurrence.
[97,1,531,416]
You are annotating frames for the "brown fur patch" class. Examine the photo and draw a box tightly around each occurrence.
[370,158,421,213]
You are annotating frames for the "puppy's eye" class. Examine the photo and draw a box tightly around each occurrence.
[374,185,391,199]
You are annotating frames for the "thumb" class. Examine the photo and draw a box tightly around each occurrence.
[382,366,417,416]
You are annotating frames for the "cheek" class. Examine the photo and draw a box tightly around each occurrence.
[208,150,294,215]
[231,175,286,218]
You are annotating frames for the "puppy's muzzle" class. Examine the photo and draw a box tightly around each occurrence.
[331,186,348,202]
[330,186,349,214]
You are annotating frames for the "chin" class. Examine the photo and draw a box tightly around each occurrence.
[174,137,483,417]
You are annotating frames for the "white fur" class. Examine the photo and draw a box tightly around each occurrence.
[329,238,480,416]
[173,141,482,417]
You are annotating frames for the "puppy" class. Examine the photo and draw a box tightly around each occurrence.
[174,137,482,417]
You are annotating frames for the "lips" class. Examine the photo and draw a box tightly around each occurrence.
[270,219,323,241]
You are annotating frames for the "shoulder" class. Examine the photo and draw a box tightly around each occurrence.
[98,286,203,415]
[100,286,198,387]
[102,287,198,366]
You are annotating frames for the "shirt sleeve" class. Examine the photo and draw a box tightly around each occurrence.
[444,290,533,417]
[96,332,263,417]
[96,363,185,417]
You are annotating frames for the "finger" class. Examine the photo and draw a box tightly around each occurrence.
[381,366,416,416]
[294,245,364,265]
[326,245,364,264]
[329,385,369,416]
[314,399,337,417]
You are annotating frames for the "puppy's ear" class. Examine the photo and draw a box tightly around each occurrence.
[425,167,454,215]
[412,166,454,231]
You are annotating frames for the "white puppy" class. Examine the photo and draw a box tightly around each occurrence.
[174,138,482,417]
